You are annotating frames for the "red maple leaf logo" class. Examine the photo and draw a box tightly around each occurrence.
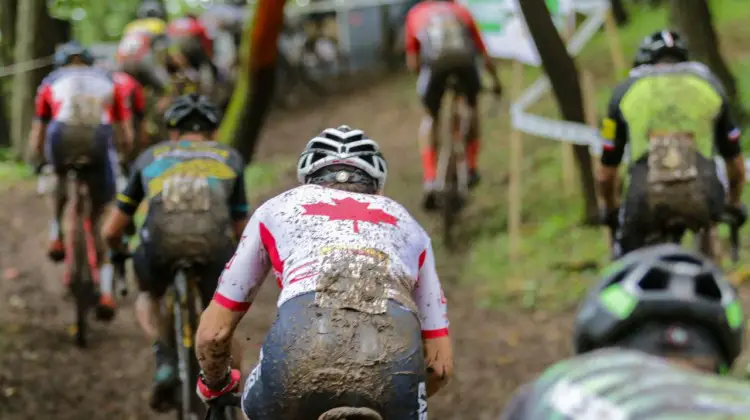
[301,197,399,233]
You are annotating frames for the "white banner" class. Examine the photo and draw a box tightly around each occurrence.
[460,0,573,66]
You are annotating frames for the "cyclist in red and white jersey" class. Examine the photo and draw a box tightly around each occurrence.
[30,41,133,308]
[405,0,501,210]
[112,71,148,154]
[194,125,453,419]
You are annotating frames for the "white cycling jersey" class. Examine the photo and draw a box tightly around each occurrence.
[214,184,449,338]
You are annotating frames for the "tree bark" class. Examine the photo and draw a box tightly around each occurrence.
[610,0,629,26]
[519,0,598,224]
[669,0,745,120]
[0,0,18,147]
[11,0,57,159]
[0,0,18,63]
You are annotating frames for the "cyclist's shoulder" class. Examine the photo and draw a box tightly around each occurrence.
[206,141,244,169]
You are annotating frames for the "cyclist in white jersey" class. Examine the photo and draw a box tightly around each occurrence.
[194,125,453,419]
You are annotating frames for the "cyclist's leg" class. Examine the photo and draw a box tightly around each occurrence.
[45,122,70,262]
[417,64,447,210]
[457,63,482,188]
[616,162,651,257]
[82,125,119,311]
[132,243,179,409]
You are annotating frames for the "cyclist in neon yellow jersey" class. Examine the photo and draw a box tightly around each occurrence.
[500,244,748,420]
[596,30,747,260]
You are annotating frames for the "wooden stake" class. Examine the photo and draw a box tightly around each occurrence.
[581,69,610,246]
[603,10,626,77]
[561,15,577,197]
[508,60,525,261]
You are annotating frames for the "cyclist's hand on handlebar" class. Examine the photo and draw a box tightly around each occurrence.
[726,203,748,227]
[197,368,241,403]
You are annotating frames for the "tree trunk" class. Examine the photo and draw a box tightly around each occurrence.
[610,0,629,26]
[669,0,745,120]
[0,0,18,63]
[11,0,56,159]
[519,0,598,224]
[218,0,285,164]
[0,0,18,147]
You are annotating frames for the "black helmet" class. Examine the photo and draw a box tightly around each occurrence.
[574,244,744,369]
[137,1,167,20]
[297,125,388,190]
[164,94,221,133]
[633,30,689,68]
[54,41,94,68]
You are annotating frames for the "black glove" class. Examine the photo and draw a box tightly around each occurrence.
[599,207,620,232]
[109,249,131,265]
[726,203,748,227]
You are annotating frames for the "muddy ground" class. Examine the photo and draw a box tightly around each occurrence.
[0,77,609,420]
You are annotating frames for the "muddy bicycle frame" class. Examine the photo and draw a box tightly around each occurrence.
[164,259,237,420]
[63,160,102,348]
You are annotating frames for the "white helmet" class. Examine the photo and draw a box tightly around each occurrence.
[297,125,388,190]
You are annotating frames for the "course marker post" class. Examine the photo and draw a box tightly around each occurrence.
[561,13,577,198]
[509,60,525,262]
[603,9,626,77]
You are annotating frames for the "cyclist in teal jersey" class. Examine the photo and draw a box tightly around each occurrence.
[500,244,748,419]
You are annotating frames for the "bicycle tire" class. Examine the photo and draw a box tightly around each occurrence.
[69,188,96,348]
[441,144,459,248]
[173,269,206,420]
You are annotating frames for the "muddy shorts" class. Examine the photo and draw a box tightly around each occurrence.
[417,59,480,116]
[132,231,233,307]
[242,292,428,420]
[615,156,725,256]
[44,121,117,206]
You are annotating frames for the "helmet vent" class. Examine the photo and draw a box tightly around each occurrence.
[662,254,702,265]
[349,144,375,153]
[695,273,722,300]
[312,141,338,152]
[639,268,669,291]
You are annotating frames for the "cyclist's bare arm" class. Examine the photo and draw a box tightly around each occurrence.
[112,82,135,154]
[29,84,51,158]
[196,208,271,386]
[103,164,145,248]
[413,238,452,397]
[403,18,420,72]
[597,85,630,209]
[459,6,500,89]
[714,102,745,206]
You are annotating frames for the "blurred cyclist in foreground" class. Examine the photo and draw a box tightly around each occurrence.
[194,125,452,419]
[500,244,748,419]
[404,0,502,210]
[102,94,248,412]
[30,41,133,315]
[597,30,747,260]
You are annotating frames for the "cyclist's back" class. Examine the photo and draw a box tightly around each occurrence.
[121,137,246,305]
[208,126,449,419]
[502,348,750,420]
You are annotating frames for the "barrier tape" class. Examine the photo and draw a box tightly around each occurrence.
[0,56,54,78]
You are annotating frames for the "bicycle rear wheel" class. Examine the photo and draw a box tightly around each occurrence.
[172,269,206,420]
[69,191,97,348]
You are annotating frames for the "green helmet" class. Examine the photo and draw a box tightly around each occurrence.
[574,244,744,370]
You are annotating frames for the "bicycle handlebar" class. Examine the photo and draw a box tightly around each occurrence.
[204,393,241,420]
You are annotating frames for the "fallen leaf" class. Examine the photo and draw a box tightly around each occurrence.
[3,387,15,397]
[8,295,25,309]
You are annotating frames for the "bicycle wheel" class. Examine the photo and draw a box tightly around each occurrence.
[68,188,97,348]
[172,269,206,420]
[441,145,459,248]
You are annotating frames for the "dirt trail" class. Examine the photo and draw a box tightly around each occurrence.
[0,77,570,420]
